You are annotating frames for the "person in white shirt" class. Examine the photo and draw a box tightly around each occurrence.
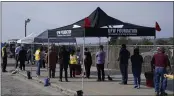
[15,44,21,69]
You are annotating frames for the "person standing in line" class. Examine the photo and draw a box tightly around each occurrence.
[69,49,78,78]
[76,48,82,75]
[43,47,46,68]
[1,44,8,72]
[15,44,21,69]
[151,47,171,96]
[46,46,58,78]
[18,46,27,71]
[27,47,31,64]
[40,47,46,68]
[58,46,69,82]
[96,45,106,81]
[44,48,48,66]
[84,48,92,78]
[35,46,43,77]
[118,44,130,85]
[131,48,143,89]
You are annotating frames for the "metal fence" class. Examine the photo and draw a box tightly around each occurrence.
[79,45,174,73]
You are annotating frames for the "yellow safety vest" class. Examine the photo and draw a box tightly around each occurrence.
[69,54,77,64]
[2,47,6,57]
[35,49,41,61]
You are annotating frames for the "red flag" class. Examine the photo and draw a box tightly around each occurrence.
[155,22,161,31]
[84,17,90,28]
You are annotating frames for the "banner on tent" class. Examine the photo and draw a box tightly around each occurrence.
[85,28,156,37]
[56,30,72,36]
[48,28,84,38]
[108,28,138,36]
[48,27,155,38]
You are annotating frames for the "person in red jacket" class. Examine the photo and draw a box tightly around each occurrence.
[46,46,58,78]
[151,47,171,96]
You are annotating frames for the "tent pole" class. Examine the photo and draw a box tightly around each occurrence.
[154,35,156,48]
[30,43,34,76]
[75,38,77,47]
[48,38,50,78]
[57,42,59,58]
[99,37,101,45]
[82,30,85,93]
[68,42,70,51]
[107,37,109,74]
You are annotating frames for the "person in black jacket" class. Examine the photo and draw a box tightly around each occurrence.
[118,44,130,84]
[84,48,92,78]
[27,48,31,64]
[131,48,143,89]
[58,46,69,82]
[18,46,27,71]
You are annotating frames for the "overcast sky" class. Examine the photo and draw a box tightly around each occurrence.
[1,2,173,44]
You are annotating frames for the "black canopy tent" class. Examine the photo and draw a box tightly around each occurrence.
[47,7,156,95]
[48,7,155,38]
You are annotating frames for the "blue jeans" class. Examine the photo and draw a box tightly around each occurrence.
[120,64,128,84]
[154,67,167,93]
[36,60,41,76]
[132,67,141,86]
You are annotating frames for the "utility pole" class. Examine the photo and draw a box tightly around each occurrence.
[25,18,30,37]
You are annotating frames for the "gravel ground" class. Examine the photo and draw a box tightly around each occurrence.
[1,72,64,96]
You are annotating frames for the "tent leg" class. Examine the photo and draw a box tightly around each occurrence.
[80,32,85,96]
[82,37,85,91]
[107,37,109,74]
[154,36,156,48]
[76,41,77,47]
[30,43,34,76]
[57,42,59,56]
[48,38,50,78]
[99,37,101,45]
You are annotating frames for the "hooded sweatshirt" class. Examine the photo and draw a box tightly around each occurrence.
[131,48,143,69]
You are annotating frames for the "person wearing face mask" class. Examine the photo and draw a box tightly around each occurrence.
[18,46,27,71]
[69,49,78,78]
[76,48,82,75]
[46,46,58,78]
[84,47,92,78]
[151,47,171,96]
[15,44,21,69]
[131,48,143,89]
[58,46,69,82]
[96,45,106,81]
[35,46,43,77]
[118,44,130,85]
[1,44,8,72]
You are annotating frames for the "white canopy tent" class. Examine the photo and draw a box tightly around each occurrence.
[17,32,77,44]
[17,33,37,44]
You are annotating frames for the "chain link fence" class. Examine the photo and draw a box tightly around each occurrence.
[79,45,174,73]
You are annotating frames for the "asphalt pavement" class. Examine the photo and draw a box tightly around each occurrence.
[2,58,174,95]
[1,72,64,96]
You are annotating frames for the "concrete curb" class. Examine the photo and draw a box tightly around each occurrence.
[18,72,77,96]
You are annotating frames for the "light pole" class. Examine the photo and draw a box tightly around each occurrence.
[25,18,32,79]
[25,18,31,37]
